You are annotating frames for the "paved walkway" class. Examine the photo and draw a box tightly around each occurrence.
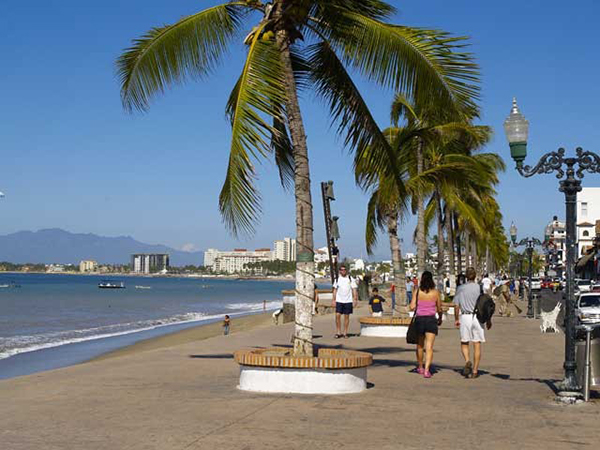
[1,294,598,450]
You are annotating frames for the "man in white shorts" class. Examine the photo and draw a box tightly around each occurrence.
[332,265,358,339]
[453,267,492,379]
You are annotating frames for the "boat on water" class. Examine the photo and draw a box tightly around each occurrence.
[0,282,21,289]
[98,281,125,289]
[135,285,152,289]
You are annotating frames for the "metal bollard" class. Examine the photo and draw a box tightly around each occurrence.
[584,328,592,402]
[533,294,542,319]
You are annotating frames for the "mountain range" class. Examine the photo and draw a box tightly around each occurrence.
[0,229,204,266]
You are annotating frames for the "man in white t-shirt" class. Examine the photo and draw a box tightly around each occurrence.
[332,265,358,339]
[481,274,493,295]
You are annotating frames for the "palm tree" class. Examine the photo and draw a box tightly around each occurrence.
[117,0,480,356]
[357,122,489,309]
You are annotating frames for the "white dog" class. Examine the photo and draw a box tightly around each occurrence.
[540,302,562,333]
[272,309,283,325]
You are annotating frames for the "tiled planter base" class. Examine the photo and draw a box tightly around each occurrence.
[234,347,372,394]
[359,317,411,338]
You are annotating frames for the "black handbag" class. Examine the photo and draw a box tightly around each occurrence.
[406,290,419,344]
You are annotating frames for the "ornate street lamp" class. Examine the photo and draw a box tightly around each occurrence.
[504,98,600,397]
[510,222,517,245]
[512,224,542,318]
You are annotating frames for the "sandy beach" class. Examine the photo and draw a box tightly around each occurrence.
[2,299,599,449]
[92,311,274,362]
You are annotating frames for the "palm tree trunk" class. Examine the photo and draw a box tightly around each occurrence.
[387,213,407,312]
[465,232,471,268]
[471,237,478,273]
[435,192,445,291]
[416,140,426,275]
[276,21,314,357]
[446,205,456,291]
[454,213,462,275]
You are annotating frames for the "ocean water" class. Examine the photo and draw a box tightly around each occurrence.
[0,273,293,378]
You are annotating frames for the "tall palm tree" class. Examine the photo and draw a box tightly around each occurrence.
[357,123,488,308]
[117,0,480,356]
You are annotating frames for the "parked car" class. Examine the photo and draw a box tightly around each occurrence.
[541,278,553,289]
[576,293,600,324]
[531,277,542,291]
[575,279,592,294]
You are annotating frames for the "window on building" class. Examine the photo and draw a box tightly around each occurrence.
[581,202,588,216]
[583,230,590,237]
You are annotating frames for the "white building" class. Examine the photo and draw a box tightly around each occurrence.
[203,248,219,268]
[273,237,296,261]
[314,246,330,264]
[351,258,365,272]
[131,254,169,274]
[576,187,600,256]
[210,249,273,274]
[544,216,566,277]
[79,260,98,273]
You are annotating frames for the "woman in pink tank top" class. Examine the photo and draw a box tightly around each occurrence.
[409,271,443,378]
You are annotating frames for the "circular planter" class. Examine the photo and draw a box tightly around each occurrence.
[359,316,412,338]
[234,347,372,394]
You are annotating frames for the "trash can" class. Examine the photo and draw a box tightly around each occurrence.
[576,336,600,388]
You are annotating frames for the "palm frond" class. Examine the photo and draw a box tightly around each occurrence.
[271,116,295,190]
[219,30,288,236]
[306,41,405,194]
[117,3,247,112]
[365,191,382,255]
[390,93,417,125]
[312,10,480,115]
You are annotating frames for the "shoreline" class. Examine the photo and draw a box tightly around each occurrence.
[0,271,308,282]
[0,309,277,380]
[90,311,274,363]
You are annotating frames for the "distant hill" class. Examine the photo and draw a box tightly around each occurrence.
[0,228,204,266]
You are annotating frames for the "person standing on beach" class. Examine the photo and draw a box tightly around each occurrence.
[223,315,231,336]
[453,267,492,379]
[368,287,386,317]
[332,265,357,339]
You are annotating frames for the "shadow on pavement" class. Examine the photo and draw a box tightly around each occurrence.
[189,354,233,359]
[490,373,561,395]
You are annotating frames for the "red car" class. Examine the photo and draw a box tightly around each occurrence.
[541,279,553,289]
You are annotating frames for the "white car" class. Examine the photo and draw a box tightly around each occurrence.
[530,277,542,291]
[576,293,600,324]
[576,279,592,294]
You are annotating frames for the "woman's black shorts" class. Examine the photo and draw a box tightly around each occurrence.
[414,315,438,335]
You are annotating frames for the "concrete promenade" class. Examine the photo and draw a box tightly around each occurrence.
[1,295,599,449]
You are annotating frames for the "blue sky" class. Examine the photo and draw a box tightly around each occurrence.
[2,0,600,261]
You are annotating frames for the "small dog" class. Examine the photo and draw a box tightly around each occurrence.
[540,302,562,333]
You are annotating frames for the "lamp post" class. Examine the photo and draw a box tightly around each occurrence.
[504,98,600,395]
[510,223,541,318]
[321,181,339,284]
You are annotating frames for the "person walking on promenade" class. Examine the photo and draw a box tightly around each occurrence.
[223,315,231,336]
[332,265,357,339]
[409,271,443,378]
[406,277,414,306]
[368,287,386,317]
[453,267,492,378]
[481,273,493,295]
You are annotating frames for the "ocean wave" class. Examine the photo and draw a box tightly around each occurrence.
[226,301,282,311]
[0,311,230,361]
